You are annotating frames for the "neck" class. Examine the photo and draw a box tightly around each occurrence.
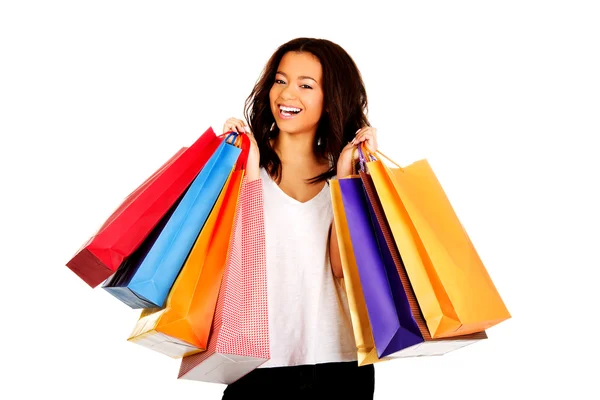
[273,129,323,167]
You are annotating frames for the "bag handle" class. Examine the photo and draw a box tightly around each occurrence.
[351,146,359,175]
[359,143,404,172]
[234,133,250,171]
[220,131,250,170]
[356,143,375,173]
[223,131,238,144]
[349,144,375,175]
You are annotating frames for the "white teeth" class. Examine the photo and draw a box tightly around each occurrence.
[280,105,301,112]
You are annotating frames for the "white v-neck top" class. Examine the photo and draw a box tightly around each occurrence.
[257,167,357,368]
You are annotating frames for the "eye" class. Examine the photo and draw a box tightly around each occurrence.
[300,84,313,89]
[275,79,286,84]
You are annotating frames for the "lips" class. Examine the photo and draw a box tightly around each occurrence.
[278,104,302,119]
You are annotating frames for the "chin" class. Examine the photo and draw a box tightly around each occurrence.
[274,119,318,135]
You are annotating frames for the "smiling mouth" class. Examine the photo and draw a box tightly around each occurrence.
[278,105,302,118]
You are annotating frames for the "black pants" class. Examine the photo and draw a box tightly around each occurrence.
[221,361,375,399]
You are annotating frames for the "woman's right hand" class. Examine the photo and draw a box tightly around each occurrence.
[222,117,261,181]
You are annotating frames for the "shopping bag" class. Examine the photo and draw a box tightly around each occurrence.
[102,137,241,308]
[362,144,511,338]
[331,179,389,366]
[66,127,222,288]
[359,157,488,356]
[98,198,180,308]
[127,134,250,357]
[178,177,268,384]
[339,176,423,358]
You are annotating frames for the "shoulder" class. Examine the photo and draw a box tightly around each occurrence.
[259,167,271,182]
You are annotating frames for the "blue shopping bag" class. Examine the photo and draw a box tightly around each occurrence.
[103,137,241,308]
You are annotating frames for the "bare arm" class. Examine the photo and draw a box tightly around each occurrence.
[329,126,378,279]
[329,219,344,279]
[329,143,355,280]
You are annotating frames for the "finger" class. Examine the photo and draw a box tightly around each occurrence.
[225,118,243,126]
[232,120,246,133]
[352,127,371,144]
[223,119,241,133]
[223,124,238,134]
[342,141,355,151]
[225,118,246,132]
[367,129,378,145]
[235,119,246,132]
[352,133,368,144]
[351,128,363,142]
[364,136,378,153]
[358,128,377,141]
[233,125,245,134]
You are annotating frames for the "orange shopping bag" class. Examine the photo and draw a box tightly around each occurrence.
[127,133,250,357]
[362,145,511,338]
[359,162,488,355]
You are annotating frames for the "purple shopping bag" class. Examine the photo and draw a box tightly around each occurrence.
[339,174,423,358]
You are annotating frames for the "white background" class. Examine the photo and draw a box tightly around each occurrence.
[1,1,599,399]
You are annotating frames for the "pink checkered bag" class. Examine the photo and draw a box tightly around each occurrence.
[177,178,269,384]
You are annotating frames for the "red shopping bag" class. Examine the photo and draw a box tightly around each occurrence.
[66,127,222,288]
[177,177,269,384]
[127,134,252,357]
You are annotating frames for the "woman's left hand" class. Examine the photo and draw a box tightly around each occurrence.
[351,126,378,153]
[336,127,378,178]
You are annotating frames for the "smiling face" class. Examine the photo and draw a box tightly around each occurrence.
[269,51,325,136]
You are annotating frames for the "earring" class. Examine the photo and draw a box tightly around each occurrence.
[269,122,276,132]
[317,137,322,146]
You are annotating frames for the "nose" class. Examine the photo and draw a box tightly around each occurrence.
[279,84,297,100]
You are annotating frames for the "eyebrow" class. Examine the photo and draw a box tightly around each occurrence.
[276,71,318,83]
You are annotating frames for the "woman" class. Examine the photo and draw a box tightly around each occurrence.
[221,37,378,399]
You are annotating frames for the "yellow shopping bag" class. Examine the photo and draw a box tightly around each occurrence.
[362,145,511,338]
